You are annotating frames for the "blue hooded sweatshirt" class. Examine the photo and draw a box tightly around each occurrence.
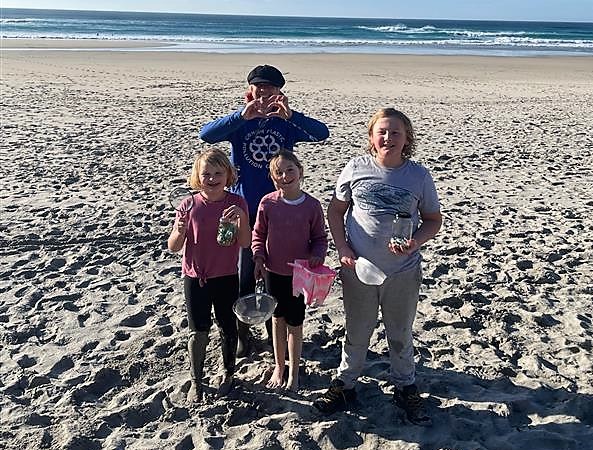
[199,109,329,222]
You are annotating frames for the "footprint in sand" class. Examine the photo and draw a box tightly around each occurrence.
[50,355,74,376]
[119,310,148,327]
[17,354,37,369]
[119,390,167,429]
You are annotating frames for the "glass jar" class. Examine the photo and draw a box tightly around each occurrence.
[391,212,413,246]
[217,217,238,246]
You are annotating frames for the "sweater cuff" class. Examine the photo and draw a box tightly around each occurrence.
[234,109,247,121]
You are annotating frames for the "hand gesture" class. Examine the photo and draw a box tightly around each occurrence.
[265,94,292,120]
[241,92,292,120]
[242,96,268,120]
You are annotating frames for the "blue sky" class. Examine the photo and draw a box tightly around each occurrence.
[3,0,593,22]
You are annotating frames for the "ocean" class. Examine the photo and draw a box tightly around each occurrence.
[2,8,593,56]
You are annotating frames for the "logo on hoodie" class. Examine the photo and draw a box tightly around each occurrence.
[243,127,283,168]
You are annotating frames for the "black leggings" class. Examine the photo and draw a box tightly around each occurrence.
[267,272,305,327]
[183,274,239,340]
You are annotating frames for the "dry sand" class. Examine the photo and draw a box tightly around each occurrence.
[1,41,592,450]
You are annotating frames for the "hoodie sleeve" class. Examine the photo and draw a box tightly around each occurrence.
[287,111,330,143]
[199,109,245,143]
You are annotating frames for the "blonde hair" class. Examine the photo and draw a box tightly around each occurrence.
[366,108,416,160]
[188,149,237,190]
[269,149,304,181]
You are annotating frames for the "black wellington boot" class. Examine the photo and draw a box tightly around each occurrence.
[187,331,209,402]
[219,329,237,396]
[236,320,251,358]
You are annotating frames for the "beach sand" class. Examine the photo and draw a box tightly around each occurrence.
[1,41,592,449]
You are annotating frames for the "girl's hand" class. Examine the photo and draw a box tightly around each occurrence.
[388,238,419,256]
[253,257,266,281]
[168,214,188,253]
[308,256,324,268]
[337,244,356,268]
[221,205,246,223]
[226,205,251,248]
[175,215,187,234]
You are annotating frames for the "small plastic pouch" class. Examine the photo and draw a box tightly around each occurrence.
[289,259,337,307]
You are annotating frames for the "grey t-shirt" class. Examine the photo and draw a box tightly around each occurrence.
[335,155,441,275]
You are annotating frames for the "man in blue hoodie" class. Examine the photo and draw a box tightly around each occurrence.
[199,64,330,357]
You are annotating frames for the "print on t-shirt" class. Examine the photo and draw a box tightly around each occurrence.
[354,181,413,217]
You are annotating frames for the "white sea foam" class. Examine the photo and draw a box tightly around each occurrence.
[0,18,47,23]
[4,32,593,49]
[3,10,592,56]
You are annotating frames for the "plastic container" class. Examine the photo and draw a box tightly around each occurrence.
[355,257,387,285]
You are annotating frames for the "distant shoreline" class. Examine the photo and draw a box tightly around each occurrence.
[1,38,170,49]
[2,38,593,57]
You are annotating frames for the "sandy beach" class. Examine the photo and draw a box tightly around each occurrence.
[1,40,592,449]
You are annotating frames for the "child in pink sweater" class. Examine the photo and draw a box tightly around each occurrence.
[168,149,251,402]
[252,150,328,391]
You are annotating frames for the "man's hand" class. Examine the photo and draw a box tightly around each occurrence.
[265,94,292,119]
[242,94,292,121]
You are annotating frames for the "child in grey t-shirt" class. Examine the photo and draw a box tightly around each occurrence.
[313,108,442,426]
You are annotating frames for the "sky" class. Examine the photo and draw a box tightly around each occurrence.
[2,0,593,22]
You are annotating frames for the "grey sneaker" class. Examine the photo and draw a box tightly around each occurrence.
[312,379,356,414]
[393,384,432,426]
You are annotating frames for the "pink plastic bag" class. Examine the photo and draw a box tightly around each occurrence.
[289,259,337,307]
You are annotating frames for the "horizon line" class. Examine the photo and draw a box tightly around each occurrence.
[3,7,593,25]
